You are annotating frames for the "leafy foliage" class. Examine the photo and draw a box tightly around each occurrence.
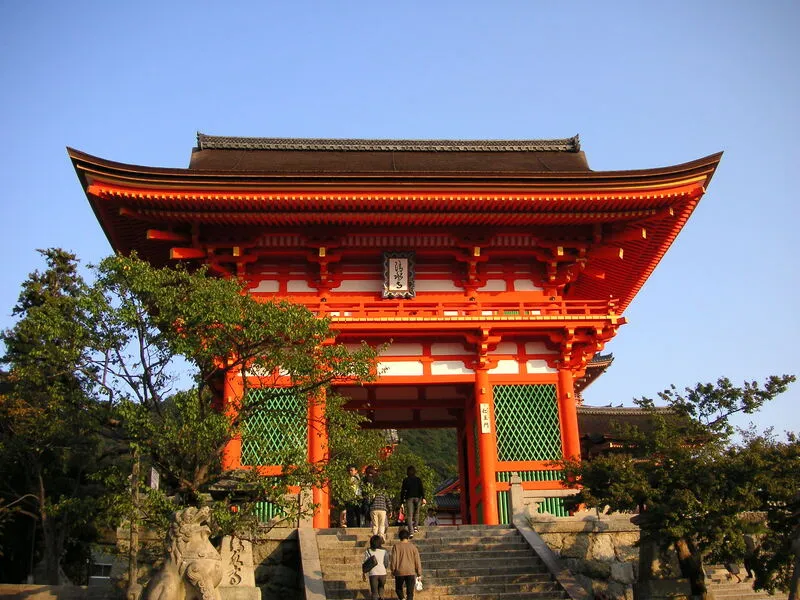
[326,423,387,509]
[378,444,436,512]
[0,249,109,584]
[734,430,800,595]
[398,428,458,487]
[562,375,796,597]
[1,249,383,583]
[80,253,380,502]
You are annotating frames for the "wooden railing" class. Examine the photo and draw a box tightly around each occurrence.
[300,298,618,321]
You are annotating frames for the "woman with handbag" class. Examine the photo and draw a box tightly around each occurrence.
[362,534,390,600]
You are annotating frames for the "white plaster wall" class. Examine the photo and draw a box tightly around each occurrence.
[382,343,424,356]
[415,279,462,292]
[334,279,383,292]
[431,343,470,355]
[525,341,553,354]
[287,280,315,292]
[431,361,474,375]
[489,359,520,374]
[513,279,543,291]
[478,279,507,292]
[378,360,424,377]
[250,280,280,293]
[490,342,518,355]
[526,360,557,374]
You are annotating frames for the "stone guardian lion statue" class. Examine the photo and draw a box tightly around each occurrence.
[142,507,223,600]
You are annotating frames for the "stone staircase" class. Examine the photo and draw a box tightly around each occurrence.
[704,565,789,600]
[317,525,570,600]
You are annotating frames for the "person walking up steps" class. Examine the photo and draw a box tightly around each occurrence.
[343,464,363,528]
[364,470,392,542]
[399,466,425,537]
[390,528,422,600]
[362,535,390,600]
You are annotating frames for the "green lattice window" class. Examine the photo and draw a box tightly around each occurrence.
[497,491,510,524]
[254,501,285,523]
[493,384,562,461]
[496,491,568,523]
[241,388,306,466]
[539,497,568,517]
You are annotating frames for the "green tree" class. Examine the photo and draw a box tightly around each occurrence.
[562,375,796,600]
[378,444,436,519]
[733,430,800,598]
[2,249,382,586]
[0,249,107,584]
[85,253,380,506]
[399,428,458,487]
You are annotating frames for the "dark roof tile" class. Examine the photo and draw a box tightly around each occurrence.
[196,133,581,153]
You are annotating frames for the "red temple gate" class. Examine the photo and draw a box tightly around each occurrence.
[69,135,720,527]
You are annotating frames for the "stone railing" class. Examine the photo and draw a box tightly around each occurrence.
[508,473,641,600]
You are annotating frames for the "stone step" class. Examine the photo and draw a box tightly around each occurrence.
[326,589,566,600]
[320,535,530,547]
[703,564,789,600]
[419,548,535,559]
[322,556,542,573]
[708,585,788,600]
[320,547,536,562]
[417,555,541,569]
[326,572,555,588]
[319,524,568,600]
[322,563,549,581]
[318,536,526,550]
[319,526,519,537]
[325,579,560,594]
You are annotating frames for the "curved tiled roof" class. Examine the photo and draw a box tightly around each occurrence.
[575,353,615,396]
[67,138,721,312]
[189,133,590,172]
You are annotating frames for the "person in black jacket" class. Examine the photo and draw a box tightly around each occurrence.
[399,466,425,537]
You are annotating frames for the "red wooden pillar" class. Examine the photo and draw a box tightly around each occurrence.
[557,368,581,460]
[221,367,244,471]
[308,388,330,528]
[475,367,499,525]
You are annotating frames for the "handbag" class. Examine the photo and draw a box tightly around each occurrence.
[362,551,378,574]
[415,576,423,591]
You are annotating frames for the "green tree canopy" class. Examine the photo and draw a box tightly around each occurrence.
[0,249,108,584]
[82,253,380,504]
[562,375,796,599]
[2,249,383,584]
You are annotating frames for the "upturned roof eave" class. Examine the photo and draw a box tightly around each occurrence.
[67,147,722,192]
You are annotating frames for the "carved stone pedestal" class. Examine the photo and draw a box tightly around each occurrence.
[219,536,260,600]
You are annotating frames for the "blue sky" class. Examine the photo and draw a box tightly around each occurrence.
[1,1,797,437]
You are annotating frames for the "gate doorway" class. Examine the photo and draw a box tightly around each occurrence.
[337,384,470,524]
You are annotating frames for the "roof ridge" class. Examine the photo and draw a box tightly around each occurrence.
[196,133,581,153]
[578,406,673,414]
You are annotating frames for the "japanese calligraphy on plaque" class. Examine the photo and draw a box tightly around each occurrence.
[382,251,416,299]
[479,403,492,434]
